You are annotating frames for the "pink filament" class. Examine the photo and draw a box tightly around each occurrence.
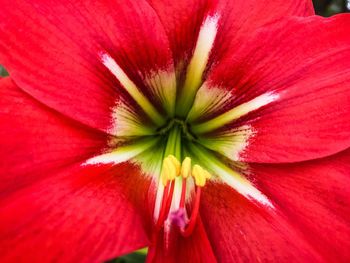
[181,186,201,237]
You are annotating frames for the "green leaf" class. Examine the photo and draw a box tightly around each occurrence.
[0,65,9,77]
[106,248,147,263]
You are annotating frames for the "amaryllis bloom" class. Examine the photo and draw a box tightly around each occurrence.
[0,0,350,262]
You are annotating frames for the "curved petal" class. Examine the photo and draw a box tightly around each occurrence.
[0,163,150,263]
[146,217,217,263]
[201,183,323,263]
[147,0,314,71]
[0,0,174,132]
[197,15,350,163]
[251,148,350,263]
[0,78,107,196]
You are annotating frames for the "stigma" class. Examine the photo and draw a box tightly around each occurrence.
[155,155,211,237]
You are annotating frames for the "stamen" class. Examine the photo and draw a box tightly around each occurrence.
[181,186,201,237]
[100,52,165,126]
[155,155,212,237]
[160,160,171,186]
[192,92,279,134]
[181,157,191,178]
[164,181,175,220]
[168,155,181,176]
[156,181,172,229]
[192,164,211,187]
[161,155,181,186]
[179,157,191,208]
[157,155,181,228]
[176,15,219,117]
[180,164,211,236]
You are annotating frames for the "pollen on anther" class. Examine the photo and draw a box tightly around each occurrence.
[181,157,192,178]
[192,164,211,187]
[168,155,181,176]
[161,155,181,186]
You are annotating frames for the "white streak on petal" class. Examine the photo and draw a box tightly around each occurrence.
[177,14,220,116]
[234,92,280,117]
[217,166,274,208]
[100,52,164,125]
[190,145,274,208]
[84,150,139,165]
[193,92,279,134]
[190,14,219,81]
[83,139,157,165]
[100,53,137,96]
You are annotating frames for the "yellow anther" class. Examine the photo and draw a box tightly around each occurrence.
[160,155,211,187]
[164,158,177,180]
[202,169,212,179]
[181,157,191,178]
[192,164,208,187]
[161,156,177,186]
[167,155,181,176]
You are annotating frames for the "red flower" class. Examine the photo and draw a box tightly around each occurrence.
[1,0,350,262]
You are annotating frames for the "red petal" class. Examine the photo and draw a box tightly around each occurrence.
[251,149,350,263]
[201,183,322,263]
[0,78,107,195]
[0,0,173,131]
[0,163,150,262]
[205,15,350,162]
[147,0,314,70]
[146,217,217,263]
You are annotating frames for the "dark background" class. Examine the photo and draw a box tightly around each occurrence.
[314,0,350,15]
[0,0,349,262]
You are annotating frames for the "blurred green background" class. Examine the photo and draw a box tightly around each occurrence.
[0,0,348,262]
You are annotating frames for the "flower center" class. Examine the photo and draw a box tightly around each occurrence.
[156,118,196,141]
[86,13,277,241]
